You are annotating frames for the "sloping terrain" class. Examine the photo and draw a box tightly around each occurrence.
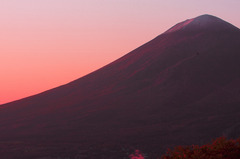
[0,14,240,158]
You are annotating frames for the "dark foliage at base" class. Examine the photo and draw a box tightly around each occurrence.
[161,137,240,159]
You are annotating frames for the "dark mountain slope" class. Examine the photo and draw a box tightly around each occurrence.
[0,15,240,158]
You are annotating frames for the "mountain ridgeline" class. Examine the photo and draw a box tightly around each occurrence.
[1,14,240,158]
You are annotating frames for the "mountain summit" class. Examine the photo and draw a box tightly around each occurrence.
[0,15,240,158]
[165,14,237,33]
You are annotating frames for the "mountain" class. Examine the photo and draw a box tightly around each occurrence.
[1,14,240,158]
[165,14,238,33]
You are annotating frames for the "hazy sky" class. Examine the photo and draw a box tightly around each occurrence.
[1,0,240,104]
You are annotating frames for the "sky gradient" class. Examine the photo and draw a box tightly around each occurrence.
[1,0,240,104]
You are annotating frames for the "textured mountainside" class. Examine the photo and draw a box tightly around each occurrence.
[1,14,240,158]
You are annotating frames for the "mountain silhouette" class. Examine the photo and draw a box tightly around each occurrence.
[1,14,240,158]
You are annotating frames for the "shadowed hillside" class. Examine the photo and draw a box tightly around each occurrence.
[0,14,240,158]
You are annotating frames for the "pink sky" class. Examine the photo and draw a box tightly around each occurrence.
[1,0,240,104]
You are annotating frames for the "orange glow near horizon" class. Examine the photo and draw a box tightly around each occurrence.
[0,0,240,104]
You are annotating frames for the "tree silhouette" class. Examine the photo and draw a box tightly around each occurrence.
[161,137,240,159]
